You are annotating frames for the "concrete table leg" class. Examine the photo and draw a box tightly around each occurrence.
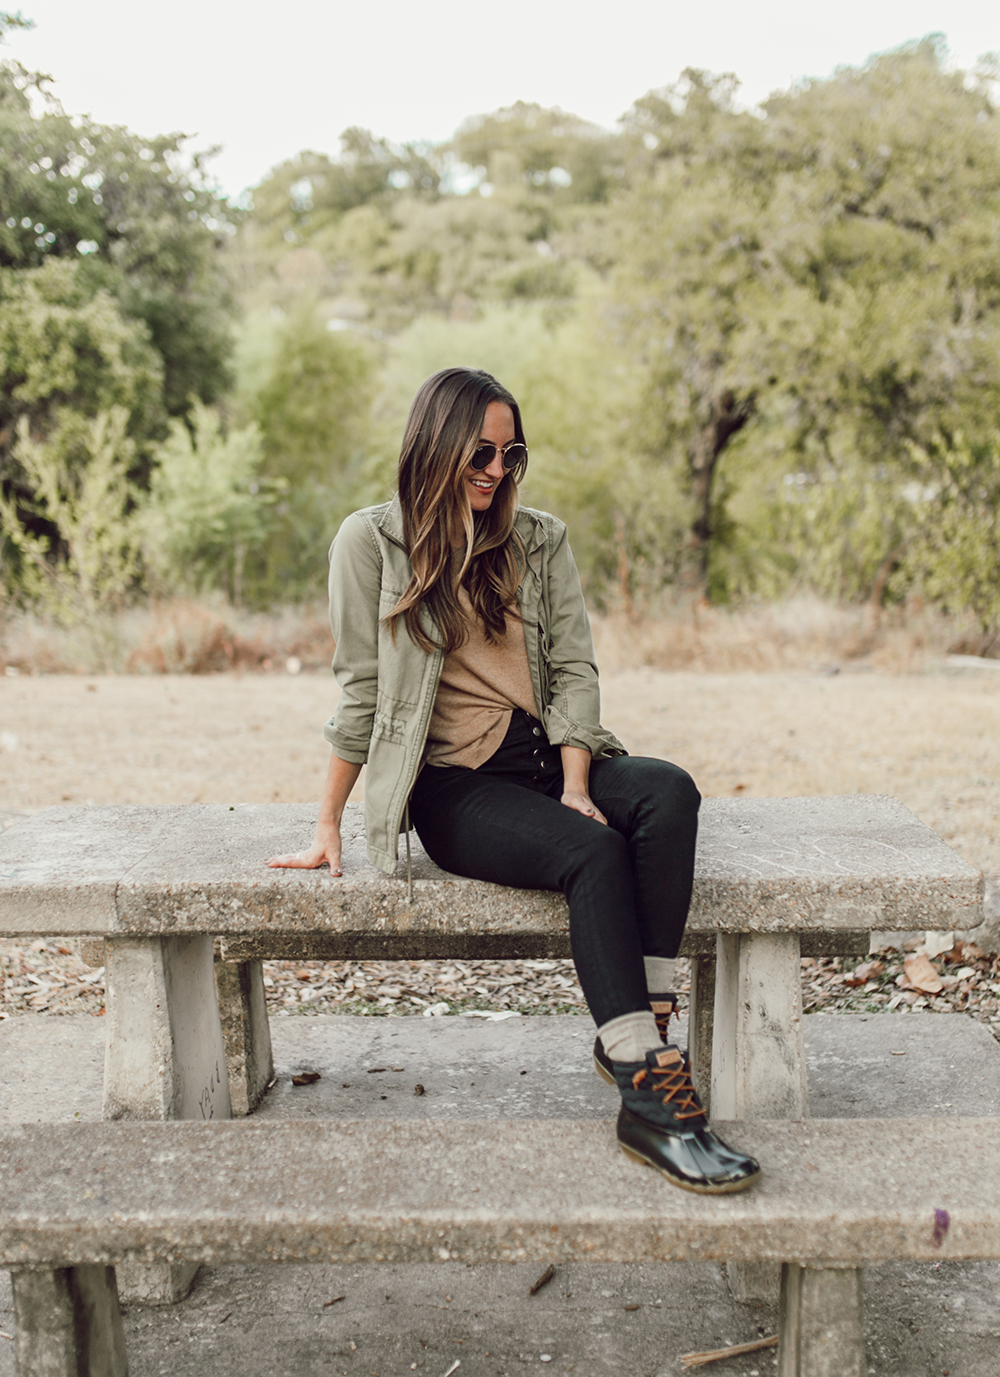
[11,1265,128,1377]
[688,954,716,1114]
[214,959,274,1117]
[711,932,809,1119]
[103,935,232,1304]
[778,1263,866,1377]
[712,932,809,1304]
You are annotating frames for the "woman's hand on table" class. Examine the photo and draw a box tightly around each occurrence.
[267,819,344,876]
[268,753,361,876]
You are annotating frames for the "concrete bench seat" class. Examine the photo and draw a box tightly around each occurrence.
[4,1115,999,1376]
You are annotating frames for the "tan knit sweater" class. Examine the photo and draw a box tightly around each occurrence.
[424,585,539,769]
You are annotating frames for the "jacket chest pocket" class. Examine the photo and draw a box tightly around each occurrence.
[371,707,407,744]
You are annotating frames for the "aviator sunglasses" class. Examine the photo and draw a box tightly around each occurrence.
[470,440,528,471]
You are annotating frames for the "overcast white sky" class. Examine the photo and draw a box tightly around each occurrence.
[5,1,998,198]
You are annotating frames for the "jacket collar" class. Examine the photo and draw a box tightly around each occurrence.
[378,493,546,556]
[377,494,407,549]
[514,505,547,556]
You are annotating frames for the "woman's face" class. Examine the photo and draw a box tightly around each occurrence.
[464,401,515,513]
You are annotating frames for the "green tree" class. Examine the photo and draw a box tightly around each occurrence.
[140,400,272,604]
[615,45,1000,600]
[904,433,1000,641]
[450,101,630,206]
[615,72,793,592]
[332,193,578,330]
[0,258,163,594]
[0,258,163,445]
[0,46,237,417]
[234,304,374,600]
[0,406,139,620]
[245,128,440,264]
[234,103,623,338]
[0,25,240,604]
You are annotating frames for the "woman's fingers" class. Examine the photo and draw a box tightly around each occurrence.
[560,792,608,826]
[266,849,343,875]
[267,820,345,876]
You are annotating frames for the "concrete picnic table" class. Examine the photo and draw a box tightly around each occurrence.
[0,794,981,1128]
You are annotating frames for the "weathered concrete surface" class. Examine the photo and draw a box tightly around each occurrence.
[214,959,274,1117]
[6,1010,1000,1127]
[3,1011,1000,1376]
[10,1264,127,1377]
[221,925,874,962]
[713,933,809,1305]
[0,805,189,934]
[4,1115,1000,1270]
[8,1254,1000,1377]
[874,875,1000,954]
[804,1010,1000,1116]
[101,936,232,1306]
[102,937,231,1123]
[712,934,809,1121]
[0,1014,106,1123]
[1,1257,778,1377]
[0,798,982,948]
[778,1263,865,1377]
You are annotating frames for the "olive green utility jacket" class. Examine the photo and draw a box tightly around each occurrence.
[324,495,625,874]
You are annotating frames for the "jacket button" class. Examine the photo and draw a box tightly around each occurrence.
[532,727,541,737]
[538,759,547,771]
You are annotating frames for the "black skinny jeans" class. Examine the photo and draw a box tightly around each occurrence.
[409,710,701,1028]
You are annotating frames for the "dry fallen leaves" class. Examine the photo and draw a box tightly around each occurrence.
[904,953,944,995]
[291,1071,321,1086]
[843,959,885,987]
[7,941,1000,1042]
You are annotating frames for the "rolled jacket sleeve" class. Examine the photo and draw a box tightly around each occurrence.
[323,512,383,764]
[540,520,625,760]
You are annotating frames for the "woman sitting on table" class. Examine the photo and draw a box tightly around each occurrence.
[268,366,760,1195]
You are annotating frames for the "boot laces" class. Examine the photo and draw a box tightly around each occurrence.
[651,996,677,1042]
[632,1056,705,1122]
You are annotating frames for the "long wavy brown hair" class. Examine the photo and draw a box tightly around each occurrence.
[386,368,529,653]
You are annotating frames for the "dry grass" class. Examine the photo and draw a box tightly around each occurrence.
[0,594,986,678]
[591,595,976,675]
[0,600,334,677]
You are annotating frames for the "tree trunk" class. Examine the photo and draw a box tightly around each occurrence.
[687,390,754,591]
[865,543,905,629]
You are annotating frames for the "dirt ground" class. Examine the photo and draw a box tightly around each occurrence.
[2,664,999,874]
